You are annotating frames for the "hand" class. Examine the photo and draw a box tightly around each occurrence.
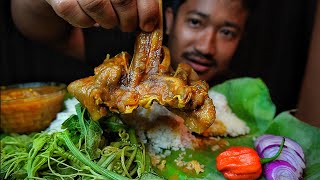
[45,0,159,32]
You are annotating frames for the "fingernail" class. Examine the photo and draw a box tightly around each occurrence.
[143,19,157,32]
[94,23,100,27]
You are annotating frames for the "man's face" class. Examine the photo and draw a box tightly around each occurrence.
[165,0,248,82]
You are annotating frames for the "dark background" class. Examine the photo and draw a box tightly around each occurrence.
[230,0,317,113]
[1,0,318,113]
[1,0,93,85]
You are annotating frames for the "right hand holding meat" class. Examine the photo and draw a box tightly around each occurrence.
[45,0,159,32]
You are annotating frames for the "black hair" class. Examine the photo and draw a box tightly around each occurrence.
[164,0,256,16]
[163,0,186,16]
[242,0,257,15]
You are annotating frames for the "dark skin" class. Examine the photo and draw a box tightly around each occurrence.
[296,0,320,127]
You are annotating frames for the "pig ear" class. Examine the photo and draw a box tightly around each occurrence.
[165,7,174,35]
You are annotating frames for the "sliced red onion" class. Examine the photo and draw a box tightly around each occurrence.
[260,146,306,175]
[264,160,301,180]
[254,134,305,160]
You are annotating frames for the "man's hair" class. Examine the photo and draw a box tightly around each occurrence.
[164,0,256,16]
[163,0,185,16]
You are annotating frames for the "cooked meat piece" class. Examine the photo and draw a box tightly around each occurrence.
[67,2,216,133]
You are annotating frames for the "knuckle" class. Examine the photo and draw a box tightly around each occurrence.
[143,11,158,23]
[111,0,134,8]
[82,0,107,13]
[52,0,77,18]
[52,0,94,27]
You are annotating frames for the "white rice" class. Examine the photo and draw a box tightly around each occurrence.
[207,90,250,137]
[121,103,196,156]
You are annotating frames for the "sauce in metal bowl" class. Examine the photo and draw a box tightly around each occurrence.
[1,82,66,133]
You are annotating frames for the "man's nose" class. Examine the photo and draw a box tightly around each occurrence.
[195,29,216,55]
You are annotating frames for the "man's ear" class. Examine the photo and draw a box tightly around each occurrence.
[165,7,174,35]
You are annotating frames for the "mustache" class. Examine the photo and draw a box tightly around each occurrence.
[181,50,217,67]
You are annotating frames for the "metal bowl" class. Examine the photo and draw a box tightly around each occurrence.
[1,82,66,133]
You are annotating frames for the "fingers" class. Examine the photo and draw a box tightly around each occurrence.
[110,0,138,32]
[77,0,118,29]
[46,0,95,27]
[46,0,159,31]
[137,0,159,32]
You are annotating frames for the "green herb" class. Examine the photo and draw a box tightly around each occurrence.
[1,103,165,179]
[59,131,129,180]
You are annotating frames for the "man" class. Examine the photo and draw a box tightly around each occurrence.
[8,0,252,85]
[164,0,251,85]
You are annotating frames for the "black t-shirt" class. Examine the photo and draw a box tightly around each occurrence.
[83,27,136,68]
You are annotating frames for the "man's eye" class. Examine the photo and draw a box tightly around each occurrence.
[219,29,237,39]
[187,18,202,28]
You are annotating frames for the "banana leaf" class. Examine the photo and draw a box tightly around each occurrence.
[156,77,320,180]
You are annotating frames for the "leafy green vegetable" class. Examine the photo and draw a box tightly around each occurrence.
[1,103,163,179]
[61,104,111,160]
[0,134,32,179]
[100,113,128,133]
[59,131,129,180]
[139,172,166,180]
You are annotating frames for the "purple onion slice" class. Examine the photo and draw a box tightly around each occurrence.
[261,146,306,175]
[254,134,305,160]
[264,160,300,180]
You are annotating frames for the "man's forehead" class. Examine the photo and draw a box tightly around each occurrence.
[181,0,245,12]
[177,0,248,30]
[179,0,246,18]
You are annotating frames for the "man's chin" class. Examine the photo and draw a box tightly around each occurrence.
[198,71,218,83]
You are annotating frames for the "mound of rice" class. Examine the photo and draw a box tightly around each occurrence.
[121,103,197,156]
[203,90,250,137]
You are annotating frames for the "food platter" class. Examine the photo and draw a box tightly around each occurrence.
[155,77,320,180]
[1,77,319,180]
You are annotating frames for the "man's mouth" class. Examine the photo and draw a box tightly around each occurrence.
[183,54,217,74]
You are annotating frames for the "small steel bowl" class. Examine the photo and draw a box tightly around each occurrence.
[1,82,66,133]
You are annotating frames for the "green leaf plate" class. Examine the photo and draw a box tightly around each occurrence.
[155,77,320,180]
